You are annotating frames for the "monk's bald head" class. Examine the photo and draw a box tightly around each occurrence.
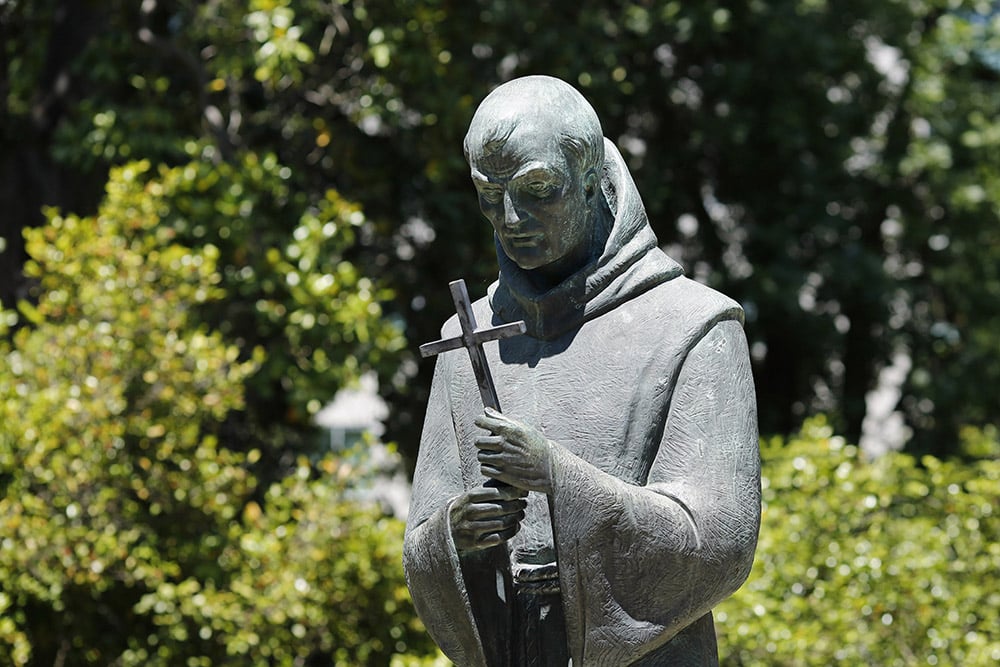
[464,76,604,177]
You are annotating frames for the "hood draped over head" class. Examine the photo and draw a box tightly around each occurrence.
[490,138,683,340]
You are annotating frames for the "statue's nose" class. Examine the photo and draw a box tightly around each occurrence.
[502,191,520,228]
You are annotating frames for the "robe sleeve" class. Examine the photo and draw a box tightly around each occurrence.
[551,319,761,665]
[403,354,491,667]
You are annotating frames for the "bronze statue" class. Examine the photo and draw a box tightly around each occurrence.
[405,75,760,666]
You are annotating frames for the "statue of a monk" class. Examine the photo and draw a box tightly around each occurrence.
[404,75,761,666]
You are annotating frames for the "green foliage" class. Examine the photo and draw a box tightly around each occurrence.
[142,149,406,445]
[125,454,433,666]
[0,164,432,665]
[718,418,1000,665]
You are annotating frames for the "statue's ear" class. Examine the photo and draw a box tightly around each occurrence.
[584,168,599,200]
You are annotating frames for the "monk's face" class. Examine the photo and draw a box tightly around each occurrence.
[469,126,596,275]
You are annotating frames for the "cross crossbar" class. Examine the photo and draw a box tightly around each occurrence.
[419,279,526,412]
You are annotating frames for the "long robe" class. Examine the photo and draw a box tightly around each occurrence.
[404,140,760,666]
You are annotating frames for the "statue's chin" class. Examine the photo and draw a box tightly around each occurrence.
[503,248,552,272]
[511,258,560,276]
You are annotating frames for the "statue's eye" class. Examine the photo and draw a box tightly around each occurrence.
[526,181,555,197]
[478,186,503,204]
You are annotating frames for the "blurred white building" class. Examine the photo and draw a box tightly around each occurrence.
[314,372,388,450]
[314,372,410,519]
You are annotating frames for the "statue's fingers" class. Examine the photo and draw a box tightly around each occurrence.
[499,498,528,515]
[477,408,523,436]
[474,412,505,433]
[467,484,513,502]
[480,463,505,481]
[476,529,518,549]
[481,451,525,471]
[468,483,526,502]
[478,446,519,467]
[476,534,503,548]
[493,421,531,444]
[480,465,525,490]
[466,505,524,531]
[474,435,504,451]
[491,524,521,543]
[482,482,529,500]
[475,511,524,533]
[477,452,504,471]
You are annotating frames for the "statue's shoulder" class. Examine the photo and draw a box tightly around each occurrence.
[642,275,743,325]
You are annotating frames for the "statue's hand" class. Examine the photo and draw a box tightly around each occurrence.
[474,407,556,494]
[449,483,528,554]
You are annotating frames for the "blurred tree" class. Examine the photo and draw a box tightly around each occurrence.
[1,0,997,459]
[892,5,1000,456]
[354,0,998,453]
[0,163,433,664]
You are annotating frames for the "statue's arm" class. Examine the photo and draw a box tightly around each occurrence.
[644,317,761,604]
[547,318,760,661]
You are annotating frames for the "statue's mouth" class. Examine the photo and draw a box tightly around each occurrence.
[507,232,544,247]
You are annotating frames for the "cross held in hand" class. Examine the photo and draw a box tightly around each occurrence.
[420,279,526,412]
